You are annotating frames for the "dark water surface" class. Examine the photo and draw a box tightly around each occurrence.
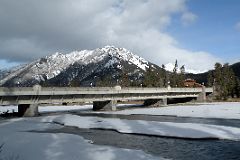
[44,126,240,160]
[73,112,240,128]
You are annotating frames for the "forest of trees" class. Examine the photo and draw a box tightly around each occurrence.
[143,60,185,88]
[207,62,240,100]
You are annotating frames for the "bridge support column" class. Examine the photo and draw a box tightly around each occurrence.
[197,86,206,102]
[93,100,117,111]
[18,104,39,117]
[144,98,167,107]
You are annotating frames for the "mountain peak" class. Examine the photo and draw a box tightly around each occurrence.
[97,46,148,70]
[0,46,151,86]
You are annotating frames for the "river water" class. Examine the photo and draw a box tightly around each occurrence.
[42,111,240,160]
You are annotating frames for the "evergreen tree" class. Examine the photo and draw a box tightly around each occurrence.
[143,66,163,87]
[235,78,240,98]
[96,75,112,87]
[207,71,214,87]
[211,62,237,100]
[178,65,185,87]
[119,72,131,87]
[39,80,49,87]
[170,60,181,87]
[70,78,80,87]
[161,64,168,87]
[213,62,223,100]
[222,63,235,98]
[180,65,185,74]
[143,66,155,87]
[173,60,178,73]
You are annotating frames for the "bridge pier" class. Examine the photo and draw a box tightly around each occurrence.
[93,100,117,111]
[143,98,167,107]
[197,86,207,102]
[18,104,39,117]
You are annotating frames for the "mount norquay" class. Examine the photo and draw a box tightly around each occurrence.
[0,46,162,87]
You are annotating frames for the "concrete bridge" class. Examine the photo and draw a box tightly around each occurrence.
[0,85,213,116]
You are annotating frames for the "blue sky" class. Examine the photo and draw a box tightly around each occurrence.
[0,0,239,71]
[167,0,240,62]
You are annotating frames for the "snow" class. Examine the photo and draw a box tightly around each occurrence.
[39,105,92,113]
[0,106,17,114]
[0,105,93,114]
[165,63,176,72]
[165,63,207,74]
[51,114,240,140]
[0,117,163,160]
[106,102,240,120]
[104,57,119,68]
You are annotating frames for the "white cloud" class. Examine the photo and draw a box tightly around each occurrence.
[0,0,219,71]
[181,12,197,26]
[235,22,240,31]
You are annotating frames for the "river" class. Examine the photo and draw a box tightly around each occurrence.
[42,111,240,160]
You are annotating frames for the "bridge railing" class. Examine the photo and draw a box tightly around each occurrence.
[0,86,213,96]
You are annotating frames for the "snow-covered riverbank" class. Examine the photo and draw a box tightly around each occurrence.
[0,104,93,114]
[2,102,240,120]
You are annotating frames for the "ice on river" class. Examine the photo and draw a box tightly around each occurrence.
[50,114,240,140]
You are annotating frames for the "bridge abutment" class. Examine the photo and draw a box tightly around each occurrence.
[18,104,39,117]
[143,98,167,107]
[93,100,117,111]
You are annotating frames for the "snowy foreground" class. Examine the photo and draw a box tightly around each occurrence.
[103,102,240,120]
[1,102,240,159]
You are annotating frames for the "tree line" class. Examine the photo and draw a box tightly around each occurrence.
[207,62,240,100]
[143,60,185,88]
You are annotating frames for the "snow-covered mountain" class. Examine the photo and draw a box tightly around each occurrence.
[0,46,157,87]
[0,69,4,80]
[165,63,207,74]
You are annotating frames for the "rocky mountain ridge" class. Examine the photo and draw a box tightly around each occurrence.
[0,46,157,87]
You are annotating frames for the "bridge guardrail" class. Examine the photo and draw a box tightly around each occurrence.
[0,87,213,96]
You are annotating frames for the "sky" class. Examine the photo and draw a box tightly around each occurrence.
[0,0,239,72]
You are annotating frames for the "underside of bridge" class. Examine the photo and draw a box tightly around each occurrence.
[143,98,167,107]
[18,104,39,117]
[16,92,209,117]
[93,100,117,111]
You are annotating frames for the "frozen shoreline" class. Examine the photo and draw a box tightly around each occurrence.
[2,102,240,120]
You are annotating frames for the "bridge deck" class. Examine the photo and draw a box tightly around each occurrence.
[0,87,213,105]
